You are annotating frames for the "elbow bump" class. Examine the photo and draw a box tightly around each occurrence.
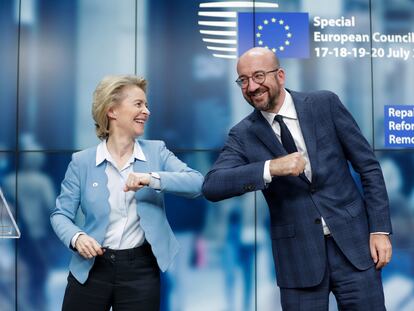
[201,185,218,202]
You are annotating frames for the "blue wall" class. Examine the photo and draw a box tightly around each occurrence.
[1,0,414,310]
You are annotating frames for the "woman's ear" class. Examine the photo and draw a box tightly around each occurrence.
[107,107,117,120]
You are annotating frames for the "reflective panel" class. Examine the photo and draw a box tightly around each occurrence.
[18,0,136,150]
[146,0,236,150]
[0,0,18,149]
[255,192,282,311]
[164,151,255,311]
[2,0,414,310]
[281,0,373,142]
[371,1,414,149]
[376,152,414,311]
[16,152,72,311]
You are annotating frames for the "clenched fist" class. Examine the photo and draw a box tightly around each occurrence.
[124,172,151,192]
[269,152,306,177]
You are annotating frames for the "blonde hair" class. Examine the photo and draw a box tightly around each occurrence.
[92,75,147,140]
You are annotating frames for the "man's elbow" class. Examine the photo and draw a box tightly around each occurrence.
[202,179,222,202]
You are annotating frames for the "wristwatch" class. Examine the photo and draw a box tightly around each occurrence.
[148,172,161,189]
[149,172,160,180]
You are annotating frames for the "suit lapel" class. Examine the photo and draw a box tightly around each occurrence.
[250,109,287,157]
[290,91,318,186]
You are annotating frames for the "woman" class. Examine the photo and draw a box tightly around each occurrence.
[51,75,203,311]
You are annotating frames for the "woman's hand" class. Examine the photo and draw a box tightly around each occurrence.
[75,234,104,259]
[124,172,151,192]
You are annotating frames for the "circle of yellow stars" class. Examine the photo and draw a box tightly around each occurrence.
[256,17,292,53]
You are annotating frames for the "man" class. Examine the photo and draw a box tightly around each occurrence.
[202,47,392,310]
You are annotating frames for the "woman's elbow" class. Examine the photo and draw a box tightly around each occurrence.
[190,173,204,198]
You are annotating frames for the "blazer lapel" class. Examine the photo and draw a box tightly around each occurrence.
[250,109,287,157]
[132,158,149,173]
[132,150,151,202]
[290,91,318,186]
[92,162,109,200]
[88,148,111,243]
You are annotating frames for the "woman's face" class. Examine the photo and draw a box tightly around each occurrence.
[109,85,150,138]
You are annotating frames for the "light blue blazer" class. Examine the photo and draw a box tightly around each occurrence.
[51,139,203,284]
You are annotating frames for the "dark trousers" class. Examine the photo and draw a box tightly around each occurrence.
[280,236,386,311]
[62,243,160,311]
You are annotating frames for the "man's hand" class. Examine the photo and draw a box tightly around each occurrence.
[124,172,151,192]
[75,234,104,259]
[370,234,392,269]
[269,152,306,177]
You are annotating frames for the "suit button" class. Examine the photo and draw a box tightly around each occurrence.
[314,218,321,224]
[310,187,316,193]
[244,184,255,191]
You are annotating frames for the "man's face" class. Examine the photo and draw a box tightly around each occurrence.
[236,53,285,113]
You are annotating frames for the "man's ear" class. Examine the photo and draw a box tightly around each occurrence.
[276,68,286,84]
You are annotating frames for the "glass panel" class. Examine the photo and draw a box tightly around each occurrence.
[255,192,280,311]
[16,152,72,311]
[163,151,255,311]
[145,0,375,149]
[18,0,136,150]
[377,152,414,311]
[0,0,18,149]
[146,0,237,150]
[289,0,372,141]
[372,1,414,149]
[8,1,414,310]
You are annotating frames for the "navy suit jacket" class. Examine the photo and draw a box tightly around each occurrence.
[203,90,392,288]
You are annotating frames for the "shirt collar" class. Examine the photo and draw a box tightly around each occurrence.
[260,89,297,126]
[96,140,146,166]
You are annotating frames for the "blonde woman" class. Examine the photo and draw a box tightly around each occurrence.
[51,75,203,311]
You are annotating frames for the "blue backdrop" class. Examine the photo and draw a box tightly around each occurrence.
[1,0,414,310]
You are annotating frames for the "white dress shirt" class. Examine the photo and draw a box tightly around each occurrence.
[261,90,331,235]
[71,140,161,249]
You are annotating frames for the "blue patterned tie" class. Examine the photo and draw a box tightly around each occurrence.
[274,115,298,154]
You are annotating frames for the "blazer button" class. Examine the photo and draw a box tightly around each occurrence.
[314,218,321,224]
[310,187,316,194]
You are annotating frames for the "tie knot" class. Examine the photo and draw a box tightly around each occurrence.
[274,115,284,123]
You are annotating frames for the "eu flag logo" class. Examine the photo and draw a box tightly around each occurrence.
[238,12,310,58]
